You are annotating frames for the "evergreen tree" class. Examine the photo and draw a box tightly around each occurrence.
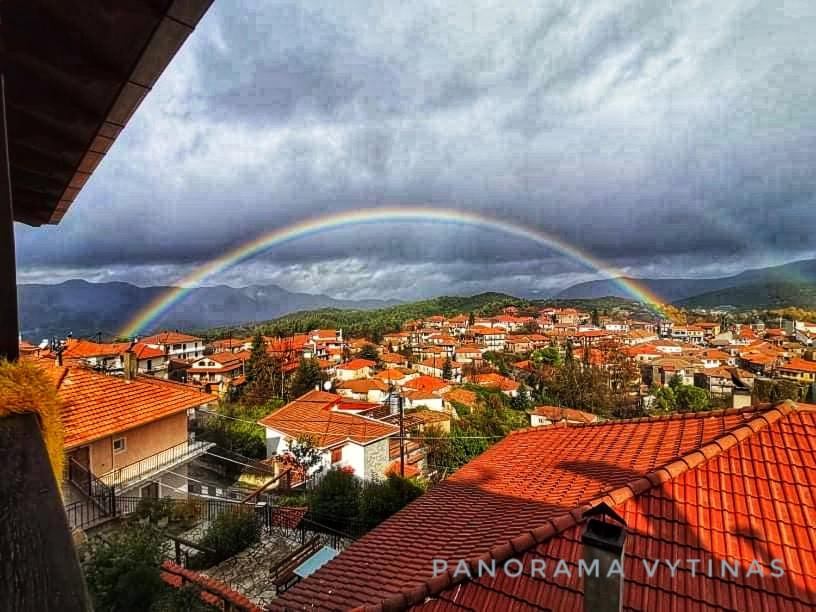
[591,308,601,327]
[359,343,380,362]
[442,357,453,381]
[243,333,280,406]
[468,311,476,326]
[290,357,325,398]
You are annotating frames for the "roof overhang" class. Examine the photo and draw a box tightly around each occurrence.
[5,0,213,226]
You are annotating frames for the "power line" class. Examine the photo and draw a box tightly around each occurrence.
[199,409,506,440]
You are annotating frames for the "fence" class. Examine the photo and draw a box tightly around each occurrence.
[98,440,213,489]
[67,458,115,517]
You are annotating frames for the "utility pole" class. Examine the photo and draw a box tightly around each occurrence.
[398,393,405,477]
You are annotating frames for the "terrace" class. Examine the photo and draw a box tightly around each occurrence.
[1,2,214,609]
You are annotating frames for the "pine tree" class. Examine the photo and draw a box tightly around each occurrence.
[290,357,325,398]
[242,333,280,407]
[442,357,453,381]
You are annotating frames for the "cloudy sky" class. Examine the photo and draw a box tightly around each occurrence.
[15,1,816,300]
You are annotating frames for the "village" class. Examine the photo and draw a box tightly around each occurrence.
[11,300,816,608]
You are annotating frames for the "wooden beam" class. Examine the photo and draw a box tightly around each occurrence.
[0,74,19,361]
[0,413,91,609]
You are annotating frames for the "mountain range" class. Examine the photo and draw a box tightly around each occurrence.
[17,280,400,341]
[555,258,816,306]
[18,259,816,342]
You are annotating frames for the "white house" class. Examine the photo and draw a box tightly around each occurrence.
[139,331,204,361]
[335,378,390,403]
[258,390,398,481]
[334,358,377,381]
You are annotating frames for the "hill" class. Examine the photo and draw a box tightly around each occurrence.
[17,280,400,341]
[207,292,530,340]
[557,259,816,304]
[676,281,816,310]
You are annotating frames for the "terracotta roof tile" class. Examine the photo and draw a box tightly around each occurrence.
[273,404,816,610]
[46,365,214,448]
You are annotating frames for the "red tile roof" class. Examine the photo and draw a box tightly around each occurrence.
[46,366,214,448]
[273,403,816,610]
[530,405,599,424]
[130,342,165,360]
[471,372,519,391]
[139,330,202,344]
[336,378,389,393]
[780,357,816,373]
[337,358,377,371]
[404,375,449,394]
[257,390,397,448]
[62,338,132,359]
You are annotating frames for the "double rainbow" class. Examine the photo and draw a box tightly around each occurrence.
[120,206,666,337]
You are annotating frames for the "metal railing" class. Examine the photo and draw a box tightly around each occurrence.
[99,439,213,489]
[68,458,115,516]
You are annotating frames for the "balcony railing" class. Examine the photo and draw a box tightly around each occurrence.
[99,439,214,490]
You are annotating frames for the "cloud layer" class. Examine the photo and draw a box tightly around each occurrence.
[15,1,816,299]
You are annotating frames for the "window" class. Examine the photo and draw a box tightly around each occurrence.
[146,359,152,371]
[113,437,126,453]
[331,447,342,464]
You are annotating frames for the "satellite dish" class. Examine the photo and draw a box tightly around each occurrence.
[323,380,332,391]
[38,339,49,349]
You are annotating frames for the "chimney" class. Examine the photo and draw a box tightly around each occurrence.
[582,503,627,612]
[123,351,137,381]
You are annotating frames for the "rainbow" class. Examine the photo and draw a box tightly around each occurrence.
[120,206,667,337]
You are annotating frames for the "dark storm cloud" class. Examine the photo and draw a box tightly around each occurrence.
[15,0,816,298]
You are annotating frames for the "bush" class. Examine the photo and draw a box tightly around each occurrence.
[191,509,261,569]
[81,528,165,612]
[151,584,218,611]
[307,467,361,531]
[359,474,424,530]
[132,497,177,524]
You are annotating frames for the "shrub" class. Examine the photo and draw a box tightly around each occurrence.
[359,474,424,530]
[132,497,177,524]
[151,584,218,611]
[191,509,261,568]
[307,467,361,531]
[81,527,165,612]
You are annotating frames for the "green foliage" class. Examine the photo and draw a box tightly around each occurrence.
[358,343,380,362]
[151,585,218,612]
[752,378,801,403]
[197,402,277,460]
[442,357,453,381]
[289,357,326,398]
[132,497,177,524]
[81,527,165,612]
[675,385,710,412]
[208,293,529,343]
[191,510,261,569]
[283,434,324,476]
[531,346,562,367]
[510,386,532,411]
[650,386,676,412]
[307,467,362,530]
[668,373,683,390]
[243,332,284,406]
[358,474,424,530]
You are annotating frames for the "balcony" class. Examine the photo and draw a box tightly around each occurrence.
[99,439,215,492]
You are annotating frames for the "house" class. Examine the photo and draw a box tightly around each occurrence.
[528,405,599,426]
[442,388,479,413]
[130,342,169,376]
[642,357,696,387]
[273,402,816,611]
[777,357,816,383]
[698,348,735,369]
[51,364,215,503]
[454,344,484,364]
[694,367,735,396]
[414,357,462,381]
[208,337,252,353]
[334,358,376,381]
[469,326,506,351]
[188,351,249,393]
[335,378,390,403]
[403,375,452,396]
[139,331,204,361]
[375,367,417,387]
[257,390,397,480]
[380,352,408,367]
[57,338,133,371]
[401,390,445,412]
[471,372,520,397]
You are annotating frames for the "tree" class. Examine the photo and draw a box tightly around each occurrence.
[290,357,325,398]
[675,385,709,413]
[308,467,361,531]
[197,402,275,460]
[441,357,453,381]
[591,308,601,327]
[358,343,380,362]
[81,527,165,612]
[531,346,562,368]
[510,386,532,411]
[243,332,282,406]
[468,311,476,326]
[358,474,424,530]
[650,385,676,412]
[565,340,574,364]
[668,373,683,391]
[279,434,324,480]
